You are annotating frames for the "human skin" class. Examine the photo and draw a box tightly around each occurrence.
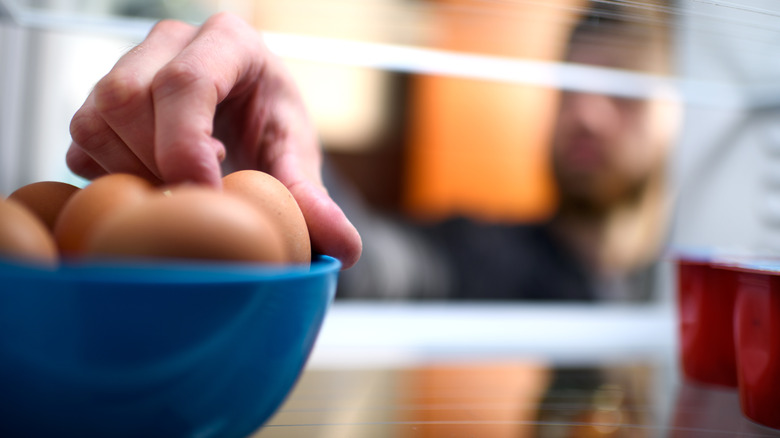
[66,12,361,269]
[550,41,677,213]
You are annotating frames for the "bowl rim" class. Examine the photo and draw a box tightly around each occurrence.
[0,255,341,285]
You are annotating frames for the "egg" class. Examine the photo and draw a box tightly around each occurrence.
[222,170,311,264]
[8,181,81,232]
[54,173,154,257]
[85,187,287,263]
[0,198,58,266]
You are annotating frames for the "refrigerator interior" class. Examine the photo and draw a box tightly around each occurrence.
[3,0,780,300]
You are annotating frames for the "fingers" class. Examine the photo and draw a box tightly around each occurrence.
[65,143,108,180]
[262,143,362,269]
[151,12,268,187]
[69,93,163,183]
[69,19,198,182]
[66,12,363,267]
[228,41,363,268]
[288,179,362,270]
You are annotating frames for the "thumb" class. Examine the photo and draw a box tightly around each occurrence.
[288,180,362,270]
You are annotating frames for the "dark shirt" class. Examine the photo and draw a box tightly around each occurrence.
[423,218,599,301]
[325,163,656,302]
[337,212,659,302]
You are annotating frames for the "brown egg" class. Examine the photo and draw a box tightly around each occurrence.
[8,181,81,232]
[222,170,311,264]
[0,198,58,266]
[54,173,154,257]
[85,187,287,263]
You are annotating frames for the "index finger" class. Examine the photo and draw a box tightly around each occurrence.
[150,13,266,187]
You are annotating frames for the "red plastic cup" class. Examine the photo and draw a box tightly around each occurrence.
[676,253,739,388]
[732,264,780,429]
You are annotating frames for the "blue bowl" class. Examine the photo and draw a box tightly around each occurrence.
[0,255,340,438]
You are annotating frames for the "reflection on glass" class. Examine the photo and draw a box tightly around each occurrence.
[397,362,551,438]
[259,359,780,437]
[535,366,656,438]
[670,381,776,438]
[260,360,771,438]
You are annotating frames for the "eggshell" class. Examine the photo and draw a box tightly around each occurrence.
[85,187,287,263]
[54,173,154,257]
[222,170,311,264]
[0,198,58,266]
[8,181,81,232]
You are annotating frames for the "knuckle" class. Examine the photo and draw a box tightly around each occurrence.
[92,70,145,115]
[206,11,244,30]
[64,145,92,173]
[152,58,207,98]
[69,106,104,148]
[149,18,193,37]
[203,12,257,49]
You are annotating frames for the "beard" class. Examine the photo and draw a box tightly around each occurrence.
[552,164,651,218]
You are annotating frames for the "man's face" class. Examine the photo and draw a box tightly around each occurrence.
[550,42,678,210]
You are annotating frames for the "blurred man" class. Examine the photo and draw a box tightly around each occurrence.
[336,1,680,301]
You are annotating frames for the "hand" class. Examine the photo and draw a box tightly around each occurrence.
[67,12,361,268]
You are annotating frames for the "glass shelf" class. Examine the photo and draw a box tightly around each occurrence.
[2,0,760,106]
